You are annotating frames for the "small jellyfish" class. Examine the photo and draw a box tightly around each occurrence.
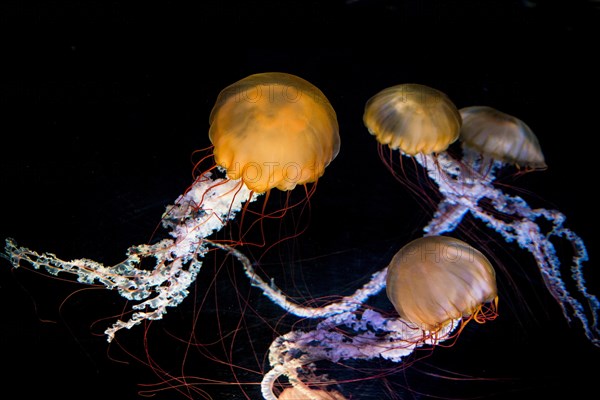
[386,235,498,332]
[459,106,547,170]
[363,83,461,155]
[209,72,340,193]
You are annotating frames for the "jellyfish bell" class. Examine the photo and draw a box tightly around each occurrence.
[459,105,547,171]
[208,72,340,193]
[363,83,461,155]
[386,235,498,333]
[362,83,463,215]
[278,387,346,400]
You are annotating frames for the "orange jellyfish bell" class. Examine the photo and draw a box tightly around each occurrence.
[459,106,547,169]
[363,83,462,155]
[278,387,346,400]
[208,72,340,193]
[386,235,498,332]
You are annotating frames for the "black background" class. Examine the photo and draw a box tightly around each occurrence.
[1,1,599,399]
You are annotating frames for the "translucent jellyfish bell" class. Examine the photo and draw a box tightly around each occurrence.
[278,387,346,400]
[459,106,547,169]
[209,72,340,193]
[363,83,462,155]
[386,235,498,332]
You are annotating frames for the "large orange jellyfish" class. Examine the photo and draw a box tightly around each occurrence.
[184,72,341,246]
[2,72,341,341]
[208,72,340,193]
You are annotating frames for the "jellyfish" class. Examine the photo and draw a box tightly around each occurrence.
[210,242,464,399]
[362,83,463,210]
[459,105,547,172]
[386,236,498,333]
[2,71,340,342]
[222,236,498,398]
[209,72,340,193]
[362,83,599,348]
[363,83,461,155]
[195,72,341,245]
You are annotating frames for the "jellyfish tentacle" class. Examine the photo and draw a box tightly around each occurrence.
[215,242,387,319]
[4,173,258,342]
[412,150,600,345]
[261,309,459,399]
[218,241,464,398]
